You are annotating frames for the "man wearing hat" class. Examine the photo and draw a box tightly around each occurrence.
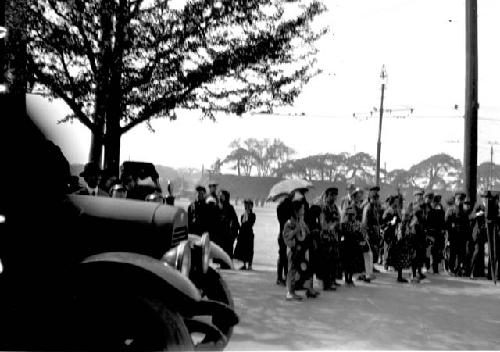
[74,162,109,197]
[188,185,208,236]
[316,187,341,290]
[445,191,470,276]
[206,182,219,205]
[426,194,446,273]
[340,184,356,220]
[361,186,382,279]
[421,191,435,270]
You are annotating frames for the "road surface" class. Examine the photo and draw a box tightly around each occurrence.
[223,266,500,350]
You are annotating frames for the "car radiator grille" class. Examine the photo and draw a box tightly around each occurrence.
[172,226,188,247]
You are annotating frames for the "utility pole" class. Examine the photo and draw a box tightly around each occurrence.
[376,65,387,187]
[491,145,494,189]
[464,0,478,205]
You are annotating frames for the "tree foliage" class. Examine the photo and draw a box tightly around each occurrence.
[25,0,327,174]
[409,153,462,191]
[223,137,294,176]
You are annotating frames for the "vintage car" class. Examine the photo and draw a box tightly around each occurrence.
[0,107,238,350]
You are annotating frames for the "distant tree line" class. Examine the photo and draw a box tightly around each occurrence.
[216,139,500,192]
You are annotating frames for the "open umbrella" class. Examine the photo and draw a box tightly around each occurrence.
[267,179,313,202]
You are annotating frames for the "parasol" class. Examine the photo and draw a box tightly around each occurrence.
[267,179,313,202]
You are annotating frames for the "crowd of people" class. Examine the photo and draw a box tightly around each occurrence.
[72,162,499,302]
[275,184,500,301]
[187,183,256,270]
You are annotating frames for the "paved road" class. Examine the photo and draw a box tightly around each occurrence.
[223,267,500,350]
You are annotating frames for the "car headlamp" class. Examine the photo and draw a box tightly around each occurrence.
[162,241,191,276]
[200,232,210,274]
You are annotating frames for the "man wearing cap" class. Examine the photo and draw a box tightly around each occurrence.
[426,194,446,273]
[316,187,341,290]
[421,191,435,271]
[188,186,208,235]
[445,191,470,276]
[74,162,109,197]
[360,186,382,280]
[362,186,383,266]
[340,184,356,220]
[205,182,222,248]
[402,189,424,236]
[110,184,128,199]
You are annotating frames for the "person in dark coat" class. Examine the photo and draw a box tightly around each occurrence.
[340,205,363,286]
[445,191,470,276]
[217,189,239,269]
[73,162,109,197]
[316,187,341,290]
[234,199,256,270]
[187,185,208,235]
[382,195,408,282]
[470,208,487,278]
[427,194,446,274]
[409,207,427,282]
[362,186,382,275]
[276,195,292,285]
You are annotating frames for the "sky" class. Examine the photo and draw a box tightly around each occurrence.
[27,0,500,173]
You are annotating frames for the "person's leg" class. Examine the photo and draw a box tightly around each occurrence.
[362,250,373,281]
[286,250,302,300]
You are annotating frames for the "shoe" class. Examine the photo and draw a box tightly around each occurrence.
[357,275,366,281]
[286,293,303,301]
[410,277,420,283]
[239,265,247,270]
[418,273,426,280]
[384,265,389,271]
[332,281,341,287]
[397,277,409,283]
[346,281,355,287]
[306,289,320,298]
[276,279,286,286]
[373,267,381,273]
[363,277,371,283]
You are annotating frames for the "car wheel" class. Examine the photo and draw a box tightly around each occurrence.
[199,267,235,343]
[72,293,194,351]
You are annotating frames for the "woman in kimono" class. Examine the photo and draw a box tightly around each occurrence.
[234,199,256,270]
[470,208,487,278]
[283,195,319,301]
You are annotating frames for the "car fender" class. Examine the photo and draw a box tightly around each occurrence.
[188,234,233,269]
[80,252,201,302]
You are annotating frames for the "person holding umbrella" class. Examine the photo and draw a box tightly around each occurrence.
[268,179,313,285]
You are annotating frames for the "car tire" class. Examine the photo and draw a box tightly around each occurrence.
[200,267,235,344]
[71,293,194,351]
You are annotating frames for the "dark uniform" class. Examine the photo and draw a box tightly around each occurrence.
[362,196,382,264]
[445,192,470,276]
[427,195,446,273]
[188,198,208,235]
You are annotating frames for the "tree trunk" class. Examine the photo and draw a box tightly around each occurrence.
[6,0,27,116]
[88,122,104,166]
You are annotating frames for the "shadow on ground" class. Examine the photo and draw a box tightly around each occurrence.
[222,268,500,350]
